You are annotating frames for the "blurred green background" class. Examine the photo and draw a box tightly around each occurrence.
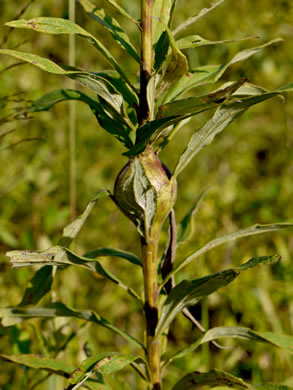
[0,0,292,388]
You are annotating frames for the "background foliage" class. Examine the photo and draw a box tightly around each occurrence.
[0,0,292,388]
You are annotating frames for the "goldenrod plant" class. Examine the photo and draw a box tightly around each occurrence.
[1,0,293,389]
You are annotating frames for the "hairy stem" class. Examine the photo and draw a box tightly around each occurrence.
[142,233,161,390]
[139,0,153,125]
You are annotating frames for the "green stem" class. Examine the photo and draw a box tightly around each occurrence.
[69,0,77,219]
[141,232,161,390]
[139,0,153,125]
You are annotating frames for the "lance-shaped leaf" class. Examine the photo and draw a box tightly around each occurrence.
[172,369,251,390]
[177,187,210,244]
[77,0,139,62]
[125,79,246,156]
[7,245,142,303]
[164,39,282,103]
[156,78,246,119]
[0,302,144,349]
[0,353,74,376]
[59,190,110,248]
[164,326,293,366]
[27,89,134,148]
[7,191,109,309]
[156,255,280,336]
[172,0,225,36]
[65,353,148,389]
[173,91,285,177]
[161,223,293,286]
[176,34,257,50]
[153,0,174,44]
[0,49,134,130]
[84,247,142,267]
[18,266,53,307]
[5,17,130,83]
[105,0,139,27]
[0,354,107,389]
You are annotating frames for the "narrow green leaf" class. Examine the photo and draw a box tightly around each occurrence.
[163,39,282,103]
[0,353,74,376]
[156,78,246,119]
[177,187,210,244]
[157,255,280,335]
[105,0,139,27]
[28,89,134,148]
[172,0,225,36]
[84,247,142,267]
[154,31,169,72]
[157,269,238,336]
[0,50,132,127]
[5,17,131,83]
[166,223,293,281]
[18,266,53,307]
[65,353,146,389]
[59,190,110,247]
[77,0,140,62]
[164,326,293,366]
[153,0,173,44]
[214,38,283,81]
[173,91,282,177]
[0,354,107,389]
[7,245,142,303]
[172,369,251,390]
[176,35,257,50]
[163,64,222,103]
[0,302,144,349]
[126,79,246,156]
[93,70,139,107]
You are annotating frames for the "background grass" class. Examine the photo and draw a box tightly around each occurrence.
[0,0,292,388]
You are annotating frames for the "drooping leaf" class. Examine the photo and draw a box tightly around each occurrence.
[28,89,134,148]
[172,0,225,36]
[18,266,53,307]
[93,70,139,108]
[172,369,251,390]
[105,0,139,27]
[164,326,293,366]
[177,187,210,244]
[0,302,144,349]
[165,223,293,281]
[0,50,133,128]
[5,17,131,83]
[173,91,283,177]
[7,245,142,303]
[157,255,280,335]
[77,0,140,62]
[65,353,147,389]
[84,247,142,267]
